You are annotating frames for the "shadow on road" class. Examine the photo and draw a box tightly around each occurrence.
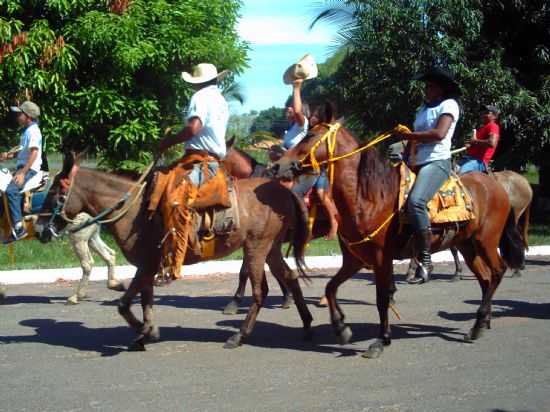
[438,299,550,322]
[0,295,67,305]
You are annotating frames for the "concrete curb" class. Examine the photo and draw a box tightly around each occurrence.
[2,246,550,285]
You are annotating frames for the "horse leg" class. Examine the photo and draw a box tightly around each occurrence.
[363,255,394,359]
[223,265,248,315]
[225,246,269,349]
[458,241,504,342]
[450,247,463,281]
[67,237,92,305]
[273,269,293,309]
[118,270,147,343]
[326,248,364,345]
[88,227,123,291]
[266,247,313,339]
[130,273,160,351]
[405,259,417,283]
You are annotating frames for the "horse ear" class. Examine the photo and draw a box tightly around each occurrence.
[336,116,345,124]
[227,135,236,149]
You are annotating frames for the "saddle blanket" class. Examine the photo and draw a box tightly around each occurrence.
[399,162,475,225]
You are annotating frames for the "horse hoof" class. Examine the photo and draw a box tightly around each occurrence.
[145,325,160,343]
[281,295,294,309]
[464,327,484,343]
[362,340,384,359]
[223,300,239,315]
[450,274,461,282]
[337,326,353,345]
[66,295,79,305]
[107,280,126,292]
[511,270,522,278]
[224,333,242,349]
[128,339,146,352]
[319,295,328,307]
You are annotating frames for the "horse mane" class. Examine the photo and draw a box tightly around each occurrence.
[357,138,400,203]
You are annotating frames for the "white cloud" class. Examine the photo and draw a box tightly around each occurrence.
[238,16,336,45]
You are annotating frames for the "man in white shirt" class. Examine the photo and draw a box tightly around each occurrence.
[159,63,229,186]
[0,101,42,243]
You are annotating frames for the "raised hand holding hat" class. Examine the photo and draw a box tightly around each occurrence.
[283,54,318,85]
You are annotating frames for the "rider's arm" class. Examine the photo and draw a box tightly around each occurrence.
[17,147,38,176]
[292,79,306,128]
[401,114,454,144]
[470,133,498,148]
[159,117,203,152]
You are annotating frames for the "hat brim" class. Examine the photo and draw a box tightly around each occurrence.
[181,69,229,84]
[283,63,318,85]
[10,106,22,112]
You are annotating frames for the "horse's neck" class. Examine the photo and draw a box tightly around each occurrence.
[76,169,136,212]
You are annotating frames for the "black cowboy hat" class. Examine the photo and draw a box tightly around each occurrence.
[413,67,461,97]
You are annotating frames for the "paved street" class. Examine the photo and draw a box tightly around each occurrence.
[1,257,549,412]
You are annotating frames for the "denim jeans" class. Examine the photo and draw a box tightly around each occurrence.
[406,159,451,231]
[188,161,219,187]
[458,156,487,175]
[5,168,37,225]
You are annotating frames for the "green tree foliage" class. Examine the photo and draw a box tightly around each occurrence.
[309,0,549,172]
[0,0,247,171]
[249,106,287,139]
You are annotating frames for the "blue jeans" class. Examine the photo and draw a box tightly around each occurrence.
[5,168,37,225]
[458,156,487,175]
[188,161,219,187]
[406,159,451,231]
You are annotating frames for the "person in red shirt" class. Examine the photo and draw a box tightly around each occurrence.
[458,104,500,174]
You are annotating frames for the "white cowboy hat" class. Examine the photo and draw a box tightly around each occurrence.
[283,54,318,85]
[181,63,229,84]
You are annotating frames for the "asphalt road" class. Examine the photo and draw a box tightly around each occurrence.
[1,257,549,412]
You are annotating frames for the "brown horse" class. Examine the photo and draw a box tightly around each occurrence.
[406,170,533,280]
[221,139,335,314]
[36,153,313,351]
[272,122,525,358]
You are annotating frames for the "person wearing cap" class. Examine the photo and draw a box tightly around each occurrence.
[159,62,229,185]
[458,105,500,175]
[0,101,43,243]
[396,67,461,284]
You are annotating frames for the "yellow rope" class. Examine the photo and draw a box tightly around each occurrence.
[341,211,396,247]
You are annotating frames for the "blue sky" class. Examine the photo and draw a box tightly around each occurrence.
[233,0,338,114]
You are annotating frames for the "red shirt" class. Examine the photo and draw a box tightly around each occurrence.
[466,122,500,165]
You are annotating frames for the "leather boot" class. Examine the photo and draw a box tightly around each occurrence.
[408,228,433,284]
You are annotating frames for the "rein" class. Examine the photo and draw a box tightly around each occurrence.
[300,123,411,246]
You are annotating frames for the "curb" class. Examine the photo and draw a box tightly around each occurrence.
[1,246,549,285]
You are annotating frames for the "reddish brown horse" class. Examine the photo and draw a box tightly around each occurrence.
[272,121,525,358]
[36,153,313,351]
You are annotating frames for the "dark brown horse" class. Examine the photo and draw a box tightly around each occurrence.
[36,153,313,351]
[221,139,334,314]
[272,122,525,358]
[405,169,533,280]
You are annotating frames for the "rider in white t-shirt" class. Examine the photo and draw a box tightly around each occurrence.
[396,68,461,284]
[0,101,43,243]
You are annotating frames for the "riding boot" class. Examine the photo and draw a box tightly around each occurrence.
[409,228,433,285]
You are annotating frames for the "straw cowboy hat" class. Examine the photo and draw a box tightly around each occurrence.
[181,63,229,84]
[283,54,319,85]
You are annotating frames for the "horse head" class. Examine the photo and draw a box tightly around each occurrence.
[36,151,82,243]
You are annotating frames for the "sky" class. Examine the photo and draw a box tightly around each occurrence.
[234,0,339,114]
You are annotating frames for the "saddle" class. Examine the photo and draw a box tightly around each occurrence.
[147,154,238,280]
[398,162,475,225]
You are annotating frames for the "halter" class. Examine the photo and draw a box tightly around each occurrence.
[299,122,411,246]
[46,161,154,236]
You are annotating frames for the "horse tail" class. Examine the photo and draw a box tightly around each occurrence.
[518,202,531,251]
[499,209,525,270]
[289,189,310,280]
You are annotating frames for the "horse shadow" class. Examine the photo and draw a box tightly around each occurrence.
[0,295,69,305]
[438,299,550,322]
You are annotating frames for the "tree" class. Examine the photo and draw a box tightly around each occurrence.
[310,0,549,176]
[0,0,248,171]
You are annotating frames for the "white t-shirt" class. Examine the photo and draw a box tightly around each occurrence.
[16,122,42,172]
[184,85,229,159]
[412,99,460,165]
[283,117,309,149]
